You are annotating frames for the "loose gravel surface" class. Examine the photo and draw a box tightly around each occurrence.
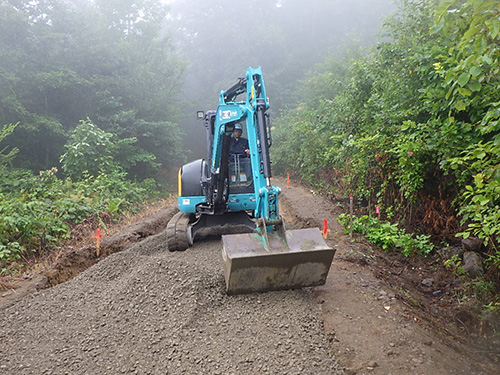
[0,230,343,374]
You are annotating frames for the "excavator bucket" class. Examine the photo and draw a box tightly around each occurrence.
[222,226,335,295]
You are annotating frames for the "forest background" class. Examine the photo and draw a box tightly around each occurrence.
[1,0,499,307]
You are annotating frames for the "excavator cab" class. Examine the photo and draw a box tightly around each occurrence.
[167,67,335,294]
[228,123,253,193]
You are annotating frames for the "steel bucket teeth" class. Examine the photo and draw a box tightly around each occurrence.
[222,228,335,294]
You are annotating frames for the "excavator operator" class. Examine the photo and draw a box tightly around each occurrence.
[229,123,250,161]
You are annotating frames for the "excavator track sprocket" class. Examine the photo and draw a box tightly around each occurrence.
[166,212,194,252]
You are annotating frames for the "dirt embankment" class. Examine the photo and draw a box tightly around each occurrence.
[0,207,178,309]
[0,178,498,375]
[278,177,498,375]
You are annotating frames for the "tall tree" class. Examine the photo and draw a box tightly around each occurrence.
[0,0,185,177]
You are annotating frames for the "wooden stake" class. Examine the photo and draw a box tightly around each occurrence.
[349,194,353,238]
[92,228,104,256]
[322,219,328,239]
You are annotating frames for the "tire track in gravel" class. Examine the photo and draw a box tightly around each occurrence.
[0,226,344,374]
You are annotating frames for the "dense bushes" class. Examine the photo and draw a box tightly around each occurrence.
[0,120,161,270]
[272,0,500,267]
[0,166,158,266]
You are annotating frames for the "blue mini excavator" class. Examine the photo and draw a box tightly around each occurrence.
[166,67,335,294]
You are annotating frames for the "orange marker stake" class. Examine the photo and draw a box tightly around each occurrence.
[287,173,290,188]
[322,219,328,239]
[92,228,104,256]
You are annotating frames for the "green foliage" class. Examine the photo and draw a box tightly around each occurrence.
[271,52,357,189]
[60,118,165,182]
[60,119,114,179]
[59,118,161,181]
[0,123,19,168]
[486,251,500,271]
[443,254,465,276]
[101,110,181,179]
[482,301,500,313]
[0,165,160,264]
[433,0,500,248]
[337,214,435,257]
[0,167,93,260]
[272,0,500,271]
[450,139,500,245]
[0,0,184,174]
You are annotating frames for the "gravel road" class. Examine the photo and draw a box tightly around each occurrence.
[0,228,343,374]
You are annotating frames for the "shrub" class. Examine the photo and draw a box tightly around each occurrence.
[338,213,435,257]
[0,166,160,264]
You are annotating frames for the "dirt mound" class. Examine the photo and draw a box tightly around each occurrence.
[0,207,177,309]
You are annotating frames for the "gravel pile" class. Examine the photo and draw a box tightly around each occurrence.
[0,230,343,374]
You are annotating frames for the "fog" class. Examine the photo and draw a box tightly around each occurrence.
[0,0,396,172]
[165,0,396,158]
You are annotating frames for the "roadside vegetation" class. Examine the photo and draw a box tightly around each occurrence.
[0,0,182,273]
[272,0,500,309]
[0,120,161,274]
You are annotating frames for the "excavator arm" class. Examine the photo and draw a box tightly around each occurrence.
[209,67,279,223]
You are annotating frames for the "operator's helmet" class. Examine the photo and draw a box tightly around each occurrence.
[234,123,242,130]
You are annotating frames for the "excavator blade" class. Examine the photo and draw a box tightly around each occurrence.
[222,228,335,295]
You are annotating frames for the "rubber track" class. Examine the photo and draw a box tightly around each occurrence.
[166,212,192,251]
